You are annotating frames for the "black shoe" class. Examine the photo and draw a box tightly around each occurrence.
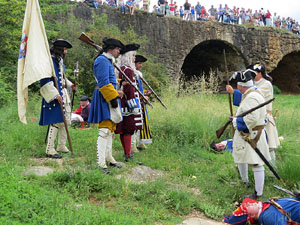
[124,156,129,162]
[244,192,262,200]
[46,153,62,159]
[101,168,110,174]
[109,162,122,168]
[129,152,134,158]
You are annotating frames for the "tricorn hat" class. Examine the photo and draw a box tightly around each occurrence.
[252,63,266,74]
[230,69,257,86]
[53,39,72,48]
[135,55,147,63]
[102,37,124,49]
[120,43,140,54]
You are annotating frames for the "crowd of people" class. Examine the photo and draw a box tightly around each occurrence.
[75,0,300,34]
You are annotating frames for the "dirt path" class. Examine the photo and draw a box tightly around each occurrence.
[178,217,225,225]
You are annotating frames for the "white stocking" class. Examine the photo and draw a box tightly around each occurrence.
[252,167,265,196]
[237,163,249,183]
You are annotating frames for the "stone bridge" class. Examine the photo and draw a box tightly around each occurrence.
[74,4,300,93]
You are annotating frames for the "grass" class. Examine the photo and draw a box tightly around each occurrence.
[0,90,299,224]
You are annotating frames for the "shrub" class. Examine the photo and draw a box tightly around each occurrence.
[273,85,281,94]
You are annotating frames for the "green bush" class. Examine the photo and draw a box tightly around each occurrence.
[273,85,281,94]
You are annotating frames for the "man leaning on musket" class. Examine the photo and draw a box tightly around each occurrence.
[39,39,76,159]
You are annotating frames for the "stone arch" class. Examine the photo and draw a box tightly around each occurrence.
[269,51,300,94]
[180,40,248,84]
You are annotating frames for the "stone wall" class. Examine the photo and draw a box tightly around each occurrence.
[73,4,300,93]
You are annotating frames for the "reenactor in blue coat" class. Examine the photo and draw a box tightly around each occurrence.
[88,37,125,174]
[39,39,74,159]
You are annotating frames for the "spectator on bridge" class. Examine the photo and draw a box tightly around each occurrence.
[119,0,126,13]
[218,4,224,22]
[245,9,251,23]
[179,5,184,18]
[126,0,136,15]
[84,0,98,8]
[265,10,272,26]
[195,2,201,20]
[292,22,299,34]
[169,0,175,16]
[281,17,287,29]
[165,1,170,16]
[232,10,239,24]
[158,0,165,15]
[253,10,260,24]
[223,12,231,23]
[261,8,266,25]
[199,6,208,21]
[240,8,246,24]
[208,5,217,21]
[153,4,160,13]
[107,0,117,6]
[190,6,196,20]
[183,0,191,20]
[142,0,149,12]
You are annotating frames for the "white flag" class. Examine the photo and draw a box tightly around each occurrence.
[17,0,55,124]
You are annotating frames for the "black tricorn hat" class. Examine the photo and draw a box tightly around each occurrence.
[230,69,257,83]
[53,39,72,48]
[102,37,124,49]
[135,55,147,63]
[120,43,140,54]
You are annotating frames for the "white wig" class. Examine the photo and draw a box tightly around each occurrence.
[115,51,138,78]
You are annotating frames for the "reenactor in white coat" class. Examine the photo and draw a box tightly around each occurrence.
[230,69,271,199]
[252,64,280,167]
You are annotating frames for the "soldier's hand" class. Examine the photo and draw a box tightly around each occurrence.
[56,95,63,104]
[117,90,124,98]
[110,98,118,108]
[226,85,234,94]
[144,90,151,96]
[121,80,129,86]
[71,84,77,92]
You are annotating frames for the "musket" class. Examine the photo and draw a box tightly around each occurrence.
[52,75,74,156]
[223,49,234,134]
[71,61,79,111]
[273,185,300,199]
[139,76,168,109]
[216,98,275,138]
[78,32,153,108]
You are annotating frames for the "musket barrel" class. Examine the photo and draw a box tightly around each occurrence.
[140,76,167,110]
[215,98,275,138]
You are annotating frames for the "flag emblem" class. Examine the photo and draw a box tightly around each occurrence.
[19,31,28,59]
